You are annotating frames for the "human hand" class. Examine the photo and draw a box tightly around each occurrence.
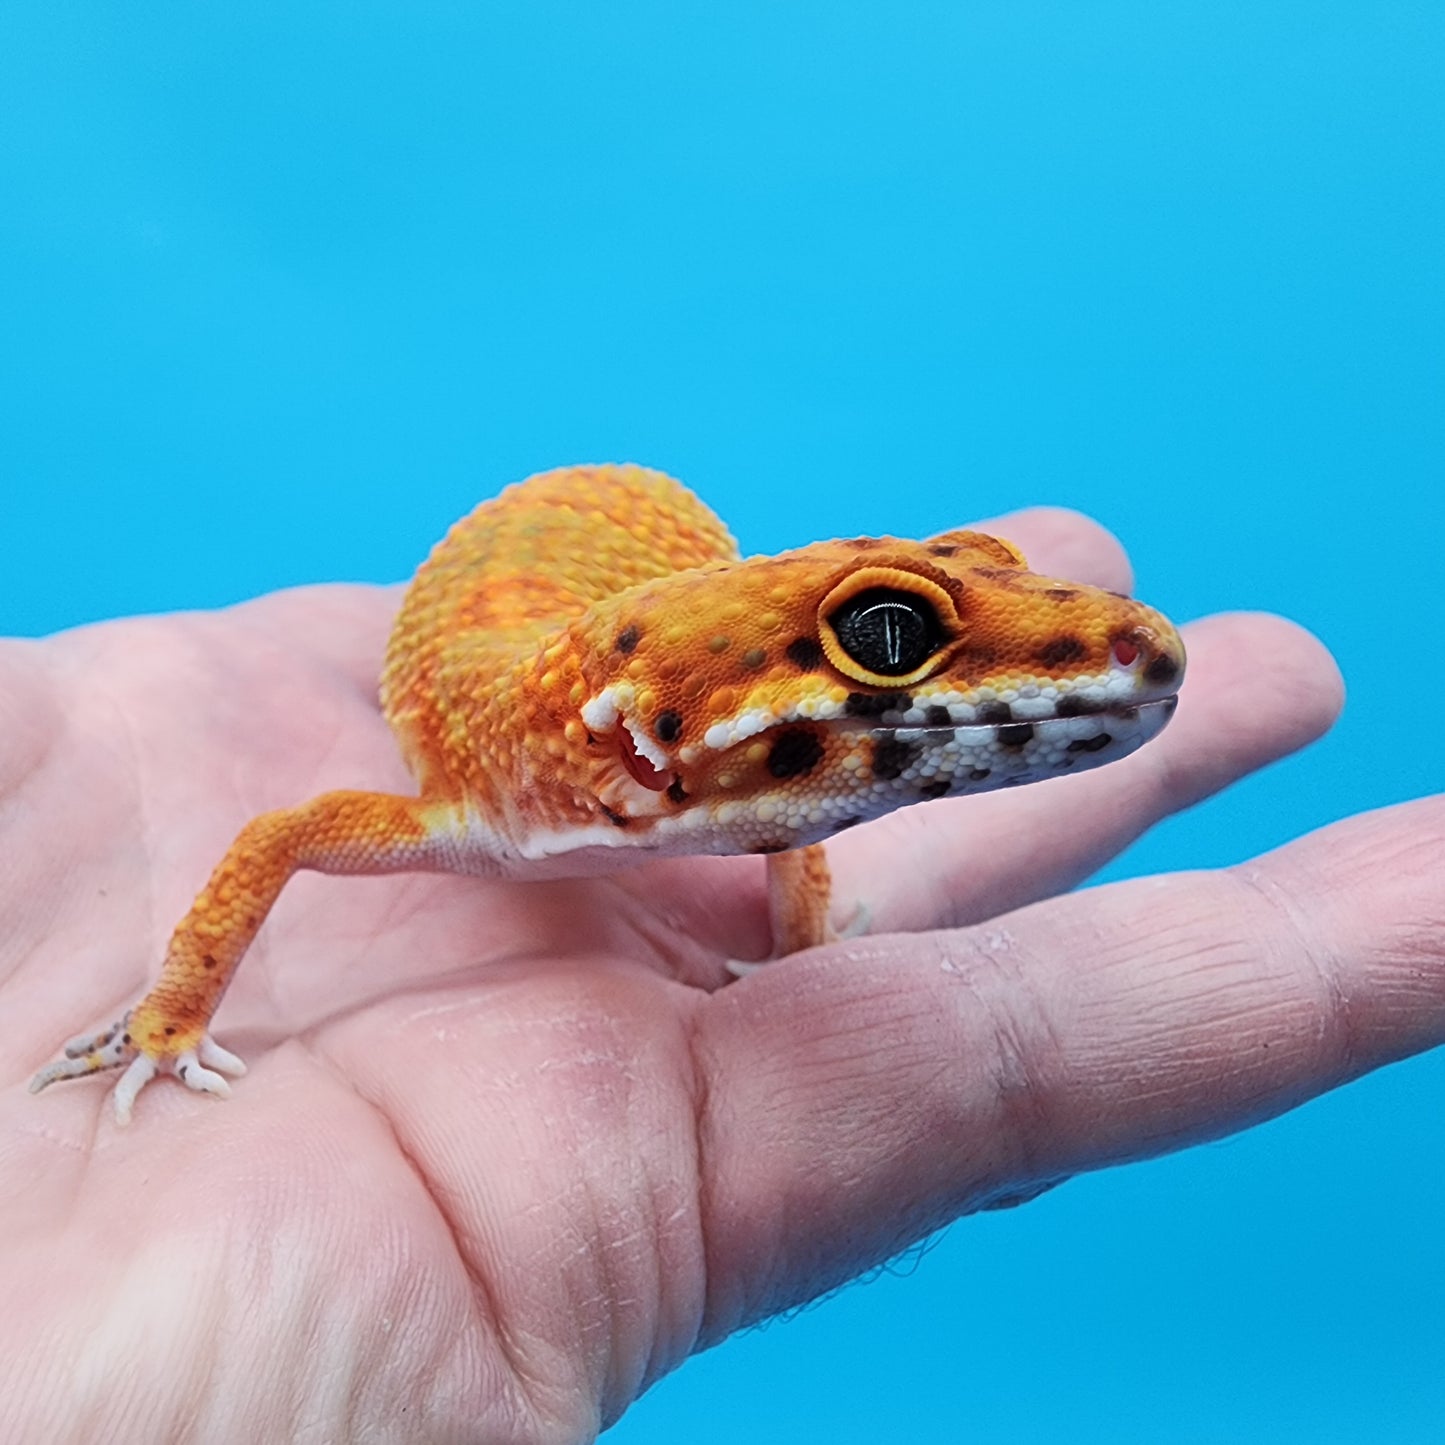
[2,509,1438,1443]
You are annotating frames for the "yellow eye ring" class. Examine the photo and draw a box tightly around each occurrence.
[817,566,962,686]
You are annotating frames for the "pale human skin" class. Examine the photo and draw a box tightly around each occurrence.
[2,508,1441,1444]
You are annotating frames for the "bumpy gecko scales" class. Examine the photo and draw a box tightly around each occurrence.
[32,464,1185,1122]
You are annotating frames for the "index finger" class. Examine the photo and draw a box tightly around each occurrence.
[693,794,1445,1338]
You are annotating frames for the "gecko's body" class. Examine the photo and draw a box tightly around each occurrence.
[33,465,1185,1121]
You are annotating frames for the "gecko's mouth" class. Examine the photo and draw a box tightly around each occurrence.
[834,695,1180,793]
[616,693,1180,805]
[851,694,1179,748]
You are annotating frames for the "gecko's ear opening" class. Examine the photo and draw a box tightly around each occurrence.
[818,565,960,687]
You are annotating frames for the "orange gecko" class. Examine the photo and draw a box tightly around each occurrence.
[31,464,1185,1122]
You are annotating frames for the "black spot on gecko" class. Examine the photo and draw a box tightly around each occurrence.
[997,723,1035,747]
[785,636,824,670]
[616,625,640,654]
[767,729,825,780]
[751,841,789,854]
[1044,587,1080,601]
[968,767,992,782]
[925,704,953,727]
[832,814,863,831]
[202,953,217,970]
[666,777,689,804]
[973,568,1029,591]
[164,1026,176,1037]
[600,804,630,828]
[977,700,1013,724]
[1145,652,1181,685]
[655,709,683,742]
[872,736,921,781]
[1037,636,1087,668]
[1068,733,1113,753]
[844,691,912,718]
[918,779,952,799]
[1057,695,1106,717]
[928,543,957,557]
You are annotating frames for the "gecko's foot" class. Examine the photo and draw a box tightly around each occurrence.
[724,957,771,978]
[725,898,874,978]
[836,900,872,940]
[30,1020,247,1125]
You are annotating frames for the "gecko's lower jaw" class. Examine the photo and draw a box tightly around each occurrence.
[858,695,1180,792]
[931,693,1174,747]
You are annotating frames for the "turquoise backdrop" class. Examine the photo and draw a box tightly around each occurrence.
[4,4,1442,1439]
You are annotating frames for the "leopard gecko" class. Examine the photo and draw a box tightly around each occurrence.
[31,464,1185,1122]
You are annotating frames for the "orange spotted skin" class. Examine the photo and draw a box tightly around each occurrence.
[31,464,1185,1121]
[380,466,738,820]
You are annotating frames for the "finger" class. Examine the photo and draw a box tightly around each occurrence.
[0,641,58,805]
[236,583,403,697]
[694,794,1445,1336]
[829,611,1343,932]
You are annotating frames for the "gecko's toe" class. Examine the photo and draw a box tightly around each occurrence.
[29,1015,137,1094]
[111,1054,159,1125]
[197,1037,247,1078]
[112,1036,245,1124]
[32,1016,247,1124]
[179,1056,231,1096]
[724,957,771,979]
[836,900,872,939]
[61,1019,128,1060]
[175,1057,233,1100]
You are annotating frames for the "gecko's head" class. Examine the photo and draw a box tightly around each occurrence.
[563,528,1185,855]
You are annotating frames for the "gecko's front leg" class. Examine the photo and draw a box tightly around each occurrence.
[30,790,454,1123]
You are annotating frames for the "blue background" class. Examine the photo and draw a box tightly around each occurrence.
[4,3,1442,1439]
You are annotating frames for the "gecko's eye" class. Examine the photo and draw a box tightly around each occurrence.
[828,588,943,676]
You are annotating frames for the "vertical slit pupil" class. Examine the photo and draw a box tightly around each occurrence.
[829,588,941,675]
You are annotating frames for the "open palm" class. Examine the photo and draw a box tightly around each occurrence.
[3,509,1440,1444]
